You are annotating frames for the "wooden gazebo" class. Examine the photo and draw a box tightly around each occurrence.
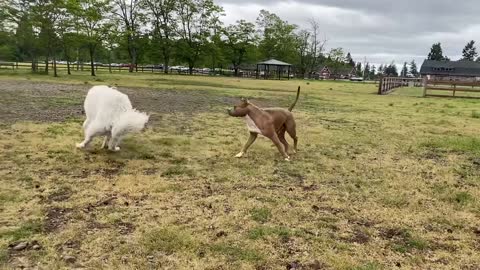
[256,59,292,80]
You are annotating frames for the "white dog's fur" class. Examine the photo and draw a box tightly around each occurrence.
[76,85,149,151]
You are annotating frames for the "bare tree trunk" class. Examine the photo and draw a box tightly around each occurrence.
[163,49,169,74]
[128,44,135,73]
[67,60,71,75]
[45,56,49,74]
[76,48,80,71]
[89,46,96,76]
[31,56,36,72]
[108,50,112,73]
[53,54,58,77]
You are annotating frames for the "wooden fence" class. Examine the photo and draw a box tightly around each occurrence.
[0,62,235,76]
[378,77,423,95]
[423,79,480,98]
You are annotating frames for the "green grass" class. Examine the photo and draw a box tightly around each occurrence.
[0,220,43,242]
[141,227,197,254]
[1,71,480,269]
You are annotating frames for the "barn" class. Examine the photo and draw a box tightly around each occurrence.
[420,60,480,82]
[316,65,356,80]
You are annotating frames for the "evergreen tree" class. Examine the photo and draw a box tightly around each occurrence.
[355,62,362,77]
[461,40,478,61]
[428,43,448,61]
[364,62,370,79]
[345,52,354,67]
[409,60,418,77]
[384,62,398,76]
[401,62,408,77]
[378,64,384,75]
[370,65,376,79]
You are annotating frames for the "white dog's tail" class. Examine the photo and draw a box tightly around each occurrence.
[113,109,149,136]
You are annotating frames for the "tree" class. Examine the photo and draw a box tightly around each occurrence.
[223,20,256,76]
[257,9,299,64]
[328,47,345,79]
[384,62,398,76]
[144,0,176,73]
[176,0,223,74]
[378,64,384,76]
[345,52,354,67]
[113,0,144,72]
[5,0,41,70]
[355,62,362,77]
[363,62,370,79]
[428,42,448,61]
[370,65,376,79]
[461,40,477,61]
[306,19,325,77]
[67,0,113,76]
[401,62,408,77]
[295,18,326,78]
[409,60,418,77]
[32,0,66,76]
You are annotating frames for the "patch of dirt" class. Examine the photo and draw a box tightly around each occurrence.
[116,221,135,234]
[86,220,110,231]
[46,187,73,202]
[379,227,407,240]
[0,80,263,124]
[143,168,158,175]
[347,228,371,244]
[286,260,327,270]
[83,195,117,213]
[44,207,73,232]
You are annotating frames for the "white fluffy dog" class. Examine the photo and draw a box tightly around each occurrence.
[76,85,149,151]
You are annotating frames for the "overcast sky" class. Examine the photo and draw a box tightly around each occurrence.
[217,0,479,67]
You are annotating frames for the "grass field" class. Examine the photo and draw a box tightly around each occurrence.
[1,70,480,269]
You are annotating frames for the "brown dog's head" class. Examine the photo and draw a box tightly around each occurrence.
[227,98,250,117]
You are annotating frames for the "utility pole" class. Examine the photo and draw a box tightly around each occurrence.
[362,56,366,82]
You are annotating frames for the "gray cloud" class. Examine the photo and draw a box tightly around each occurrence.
[216,0,480,66]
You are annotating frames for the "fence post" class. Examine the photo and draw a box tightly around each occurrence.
[422,77,427,97]
[378,77,383,95]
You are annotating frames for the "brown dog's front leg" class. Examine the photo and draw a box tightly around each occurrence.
[235,132,258,158]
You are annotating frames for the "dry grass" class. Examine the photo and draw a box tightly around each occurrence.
[1,71,480,269]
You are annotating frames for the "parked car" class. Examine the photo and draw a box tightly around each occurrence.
[350,77,364,82]
[169,65,181,71]
[144,64,164,69]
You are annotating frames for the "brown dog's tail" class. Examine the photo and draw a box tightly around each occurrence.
[288,86,301,112]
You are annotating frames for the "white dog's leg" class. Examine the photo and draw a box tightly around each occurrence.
[76,122,103,149]
[107,136,122,151]
[101,134,111,149]
[76,136,93,149]
[82,118,91,129]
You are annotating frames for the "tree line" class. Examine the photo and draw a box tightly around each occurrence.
[0,0,421,79]
[427,40,480,62]
[0,0,328,77]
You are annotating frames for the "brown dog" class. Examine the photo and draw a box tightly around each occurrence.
[227,86,300,161]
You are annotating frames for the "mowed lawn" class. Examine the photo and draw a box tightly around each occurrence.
[1,70,480,269]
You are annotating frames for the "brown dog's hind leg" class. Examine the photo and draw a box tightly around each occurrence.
[270,133,290,161]
[235,132,258,158]
[277,127,290,154]
[285,120,298,153]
